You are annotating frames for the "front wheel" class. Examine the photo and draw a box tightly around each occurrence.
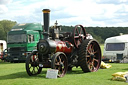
[25,51,42,76]
[51,52,68,77]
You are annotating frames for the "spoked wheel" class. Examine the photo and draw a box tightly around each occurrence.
[72,25,86,48]
[26,51,42,76]
[51,52,68,77]
[78,39,101,72]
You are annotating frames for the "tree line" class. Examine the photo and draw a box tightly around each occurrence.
[61,26,128,44]
[0,20,128,44]
[0,20,17,40]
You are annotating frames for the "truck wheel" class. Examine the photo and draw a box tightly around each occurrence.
[26,51,42,76]
[51,52,68,77]
[78,39,101,72]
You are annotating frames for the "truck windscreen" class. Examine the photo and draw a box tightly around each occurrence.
[106,43,125,51]
[7,34,26,43]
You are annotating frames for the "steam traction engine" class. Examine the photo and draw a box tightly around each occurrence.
[25,9,101,77]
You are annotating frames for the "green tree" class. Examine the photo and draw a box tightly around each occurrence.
[0,20,17,41]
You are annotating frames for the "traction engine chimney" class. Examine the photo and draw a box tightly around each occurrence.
[42,9,50,39]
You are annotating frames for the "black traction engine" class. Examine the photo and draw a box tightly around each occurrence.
[25,9,101,77]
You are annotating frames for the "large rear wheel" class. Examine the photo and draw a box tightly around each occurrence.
[78,39,101,72]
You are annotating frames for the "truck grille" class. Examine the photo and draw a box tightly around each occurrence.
[12,53,19,56]
[9,47,25,52]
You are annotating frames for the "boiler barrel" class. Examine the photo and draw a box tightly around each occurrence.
[55,41,73,53]
[37,39,73,55]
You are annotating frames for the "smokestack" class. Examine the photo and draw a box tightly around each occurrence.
[42,9,50,39]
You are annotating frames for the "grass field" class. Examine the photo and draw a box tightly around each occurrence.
[0,62,128,85]
[100,44,104,56]
[0,45,128,85]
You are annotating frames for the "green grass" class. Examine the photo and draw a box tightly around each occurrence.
[100,44,104,56]
[0,62,128,85]
[0,45,128,85]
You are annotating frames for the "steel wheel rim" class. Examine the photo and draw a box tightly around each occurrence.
[28,52,40,75]
[86,41,101,72]
[54,54,67,77]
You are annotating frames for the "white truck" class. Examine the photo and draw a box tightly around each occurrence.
[103,34,128,63]
[0,40,7,59]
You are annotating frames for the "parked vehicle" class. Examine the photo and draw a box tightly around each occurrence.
[25,9,101,77]
[103,34,128,63]
[4,23,43,62]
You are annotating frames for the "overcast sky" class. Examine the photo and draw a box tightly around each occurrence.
[0,0,128,27]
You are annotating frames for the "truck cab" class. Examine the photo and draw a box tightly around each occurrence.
[5,23,43,62]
